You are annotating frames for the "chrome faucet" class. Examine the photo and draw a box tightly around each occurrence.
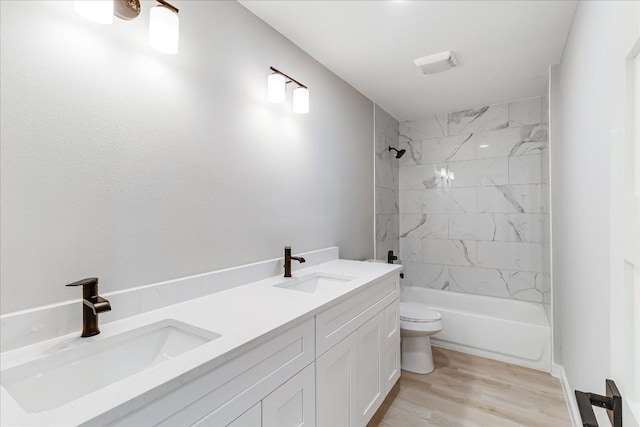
[66,277,111,337]
[284,246,305,277]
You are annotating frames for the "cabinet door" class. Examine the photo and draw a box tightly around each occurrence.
[383,299,400,349]
[263,363,315,427]
[316,334,357,427]
[354,311,384,427]
[382,339,401,395]
[383,300,401,395]
[227,402,261,427]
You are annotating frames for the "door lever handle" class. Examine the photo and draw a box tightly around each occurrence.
[575,379,622,427]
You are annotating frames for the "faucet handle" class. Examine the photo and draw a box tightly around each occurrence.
[66,277,100,300]
[66,277,98,288]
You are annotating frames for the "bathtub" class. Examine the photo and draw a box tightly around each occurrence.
[402,287,551,372]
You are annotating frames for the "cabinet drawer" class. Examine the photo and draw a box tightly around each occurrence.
[316,274,399,356]
[227,402,261,427]
[109,318,314,426]
[383,299,400,350]
[219,402,261,427]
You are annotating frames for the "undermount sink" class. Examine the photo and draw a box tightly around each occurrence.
[1,319,220,413]
[274,273,355,294]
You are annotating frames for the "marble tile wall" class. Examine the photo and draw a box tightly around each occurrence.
[398,97,550,303]
[375,105,400,261]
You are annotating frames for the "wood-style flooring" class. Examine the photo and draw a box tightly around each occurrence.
[368,347,571,427]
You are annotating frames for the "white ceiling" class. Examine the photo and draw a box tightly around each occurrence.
[239,0,577,121]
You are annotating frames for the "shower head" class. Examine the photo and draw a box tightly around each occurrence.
[388,146,406,159]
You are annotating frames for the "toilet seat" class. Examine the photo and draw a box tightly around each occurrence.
[400,302,442,323]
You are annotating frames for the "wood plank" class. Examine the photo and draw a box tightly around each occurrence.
[368,347,571,427]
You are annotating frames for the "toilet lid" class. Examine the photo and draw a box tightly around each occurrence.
[400,302,442,323]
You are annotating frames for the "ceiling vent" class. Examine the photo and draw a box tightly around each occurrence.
[414,51,457,75]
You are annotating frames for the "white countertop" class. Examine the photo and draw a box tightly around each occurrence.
[0,259,401,426]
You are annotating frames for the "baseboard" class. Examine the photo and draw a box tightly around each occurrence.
[554,364,581,427]
[551,362,563,379]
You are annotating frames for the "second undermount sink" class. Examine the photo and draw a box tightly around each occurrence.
[274,272,355,294]
[1,319,220,413]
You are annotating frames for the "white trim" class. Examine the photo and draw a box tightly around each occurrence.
[373,102,378,260]
[554,363,581,427]
[551,362,563,379]
[626,399,640,427]
[555,362,640,427]
[548,64,560,369]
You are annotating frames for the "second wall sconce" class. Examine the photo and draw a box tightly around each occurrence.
[74,0,180,54]
[267,67,309,114]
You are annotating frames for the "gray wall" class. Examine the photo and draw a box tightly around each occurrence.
[553,0,612,406]
[541,79,552,321]
[548,64,562,366]
[0,1,374,314]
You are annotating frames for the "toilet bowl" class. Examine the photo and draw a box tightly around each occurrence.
[400,302,443,374]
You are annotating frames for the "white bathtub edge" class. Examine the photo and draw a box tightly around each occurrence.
[553,363,581,427]
[403,286,551,372]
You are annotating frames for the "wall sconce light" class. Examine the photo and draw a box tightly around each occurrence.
[268,67,309,114]
[267,73,286,104]
[292,87,310,114]
[74,0,179,54]
[149,0,179,55]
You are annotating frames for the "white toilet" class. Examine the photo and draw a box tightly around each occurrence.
[400,302,443,374]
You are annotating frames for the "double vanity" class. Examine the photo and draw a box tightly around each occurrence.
[1,248,401,426]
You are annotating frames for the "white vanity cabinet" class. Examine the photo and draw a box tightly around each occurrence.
[316,273,400,427]
[106,271,400,427]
